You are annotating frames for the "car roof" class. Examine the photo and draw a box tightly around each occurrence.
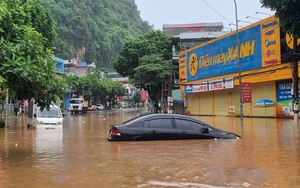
[125,113,197,123]
[141,113,192,118]
[131,113,214,127]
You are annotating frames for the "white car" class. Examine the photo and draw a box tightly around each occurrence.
[95,104,104,111]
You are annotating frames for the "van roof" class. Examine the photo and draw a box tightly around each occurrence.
[38,104,60,109]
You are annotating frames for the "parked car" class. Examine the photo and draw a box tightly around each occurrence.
[107,114,240,141]
[95,104,104,111]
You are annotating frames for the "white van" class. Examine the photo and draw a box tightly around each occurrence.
[27,101,63,129]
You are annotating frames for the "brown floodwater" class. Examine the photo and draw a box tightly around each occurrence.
[0,110,300,188]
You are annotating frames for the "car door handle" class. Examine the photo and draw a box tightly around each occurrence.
[182,131,186,134]
[152,130,157,134]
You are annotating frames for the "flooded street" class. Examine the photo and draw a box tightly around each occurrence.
[1,110,300,188]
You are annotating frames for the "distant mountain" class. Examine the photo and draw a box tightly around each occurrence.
[42,0,151,69]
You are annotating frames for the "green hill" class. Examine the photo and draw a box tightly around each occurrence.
[42,0,151,69]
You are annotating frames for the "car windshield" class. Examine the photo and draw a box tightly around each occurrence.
[38,108,61,118]
[70,100,83,104]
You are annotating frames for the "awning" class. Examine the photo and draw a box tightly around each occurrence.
[53,57,65,64]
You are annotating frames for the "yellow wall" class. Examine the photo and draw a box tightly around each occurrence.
[187,93,200,114]
[199,92,213,115]
[214,90,232,116]
[186,81,277,117]
[187,92,214,115]
[250,82,276,117]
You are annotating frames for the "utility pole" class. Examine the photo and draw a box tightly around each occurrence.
[138,55,141,115]
[5,89,9,128]
[133,52,142,115]
[292,37,299,124]
[168,60,173,114]
[234,0,243,119]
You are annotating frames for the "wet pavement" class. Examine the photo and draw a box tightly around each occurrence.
[0,109,300,188]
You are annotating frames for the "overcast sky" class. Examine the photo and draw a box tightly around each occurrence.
[135,0,275,31]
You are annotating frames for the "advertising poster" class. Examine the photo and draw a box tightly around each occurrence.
[276,80,300,116]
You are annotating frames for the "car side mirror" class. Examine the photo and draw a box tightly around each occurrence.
[201,127,209,134]
[34,114,36,118]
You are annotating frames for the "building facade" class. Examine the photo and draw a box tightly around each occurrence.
[164,22,226,114]
[179,16,300,117]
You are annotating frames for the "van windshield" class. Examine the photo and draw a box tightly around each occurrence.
[38,108,62,118]
[70,100,83,104]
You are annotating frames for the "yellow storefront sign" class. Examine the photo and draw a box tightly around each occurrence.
[261,17,281,67]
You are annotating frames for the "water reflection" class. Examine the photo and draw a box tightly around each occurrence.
[34,129,63,154]
[0,112,300,187]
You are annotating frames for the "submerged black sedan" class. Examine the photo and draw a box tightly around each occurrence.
[107,114,240,141]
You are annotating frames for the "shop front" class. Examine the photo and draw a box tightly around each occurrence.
[179,16,300,117]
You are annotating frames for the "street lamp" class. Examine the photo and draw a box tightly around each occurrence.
[238,20,252,24]
[246,16,262,21]
[223,26,234,31]
[229,23,243,27]
[133,52,142,115]
[234,0,243,119]
[255,11,272,16]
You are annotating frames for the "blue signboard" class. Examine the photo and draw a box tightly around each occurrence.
[186,25,262,82]
[276,80,300,102]
[185,85,193,94]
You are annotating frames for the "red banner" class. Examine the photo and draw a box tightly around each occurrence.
[242,82,252,103]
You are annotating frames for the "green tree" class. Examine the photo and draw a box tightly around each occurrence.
[70,73,126,108]
[134,54,171,101]
[260,0,300,38]
[0,0,65,109]
[23,0,56,48]
[114,30,172,77]
[114,30,172,103]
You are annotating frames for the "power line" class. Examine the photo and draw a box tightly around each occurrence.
[201,0,232,23]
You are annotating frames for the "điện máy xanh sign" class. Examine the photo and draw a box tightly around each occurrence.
[185,24,263,82]
[197,40,255,69]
